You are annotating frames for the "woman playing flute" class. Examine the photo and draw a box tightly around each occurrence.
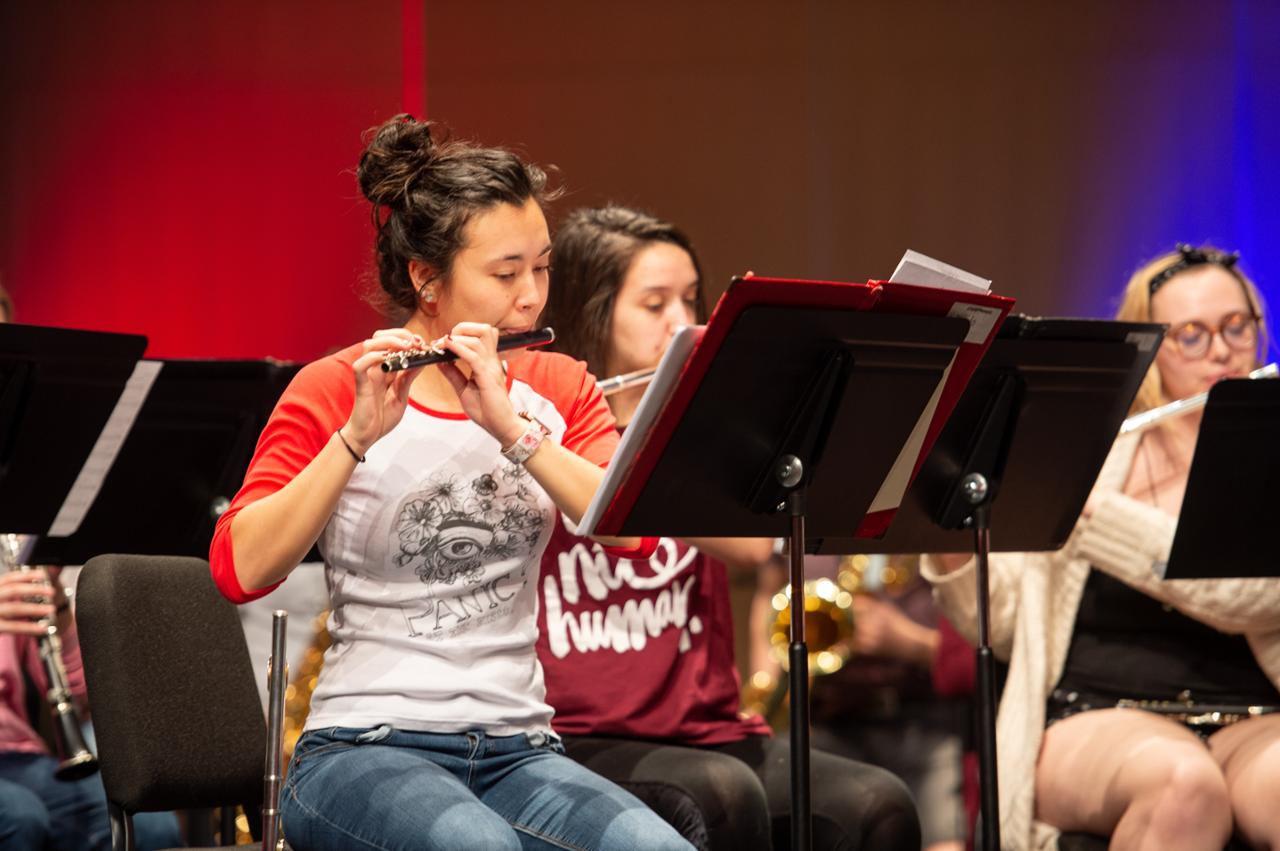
[927,245,1280,851]
[210,117,690,851]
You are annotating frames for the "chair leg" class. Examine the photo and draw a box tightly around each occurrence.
[219,806,238,845]
[107,800,136,851]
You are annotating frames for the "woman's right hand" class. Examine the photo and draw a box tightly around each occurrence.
[0,569,56,636]
[341,328,429,455]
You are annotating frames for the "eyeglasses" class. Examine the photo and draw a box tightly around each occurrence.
[1164,311,1258,359]
[1148,244,1242,295]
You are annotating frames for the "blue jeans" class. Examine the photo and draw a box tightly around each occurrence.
[281,726,694,851]
[0,752,111,851]
[0,749,184,851]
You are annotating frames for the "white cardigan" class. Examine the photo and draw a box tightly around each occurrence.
[922,431,1280,850]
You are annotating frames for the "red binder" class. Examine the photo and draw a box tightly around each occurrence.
[585,274,1014,539]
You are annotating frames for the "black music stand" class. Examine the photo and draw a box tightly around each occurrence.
[0,323,148,535]
[33,359,301,565]
[1163,377,1280,580]
[584,288,987,850]
[829,315,1164,850]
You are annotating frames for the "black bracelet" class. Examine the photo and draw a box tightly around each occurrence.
[336,430,366,463]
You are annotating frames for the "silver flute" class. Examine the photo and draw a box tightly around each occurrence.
[1119,363,1278,435]
[595,368,656,397]
[262,610,288,851]
[0,534,99,780]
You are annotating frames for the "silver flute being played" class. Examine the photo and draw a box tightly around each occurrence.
[0,534,99,780]
[595,368,655,397]
[380,327,556,373]
[1119,362,1279,435]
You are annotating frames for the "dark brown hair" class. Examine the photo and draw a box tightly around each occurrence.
[541,206,707,378]
[356,114,558,319]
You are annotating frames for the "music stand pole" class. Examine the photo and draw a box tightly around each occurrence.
[780,459,811,851]
[962,474,1000,851]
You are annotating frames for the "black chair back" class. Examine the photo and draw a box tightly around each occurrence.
[76,555,265,823]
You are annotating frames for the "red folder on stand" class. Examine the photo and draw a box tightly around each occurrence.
[580,274,1013,542]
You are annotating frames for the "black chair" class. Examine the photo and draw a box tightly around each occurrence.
[76,554,270,850]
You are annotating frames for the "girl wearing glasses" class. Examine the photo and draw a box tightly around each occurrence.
[210,117,690,851]
[927,245,1280,851]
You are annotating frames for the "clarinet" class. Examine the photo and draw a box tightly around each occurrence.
[0,534,99,780]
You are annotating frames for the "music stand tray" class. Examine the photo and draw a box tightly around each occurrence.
[33,359,301,565]
[0,323,148,536]
[829,316,1164,554]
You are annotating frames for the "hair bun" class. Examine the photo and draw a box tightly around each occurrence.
[356,114,437,209]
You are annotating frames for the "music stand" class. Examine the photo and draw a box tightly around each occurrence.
[828,315,1164,850]
[583,276,1012,850]
[1162,377,1280,580]
[0,323,148,536]
[33,359,302,565]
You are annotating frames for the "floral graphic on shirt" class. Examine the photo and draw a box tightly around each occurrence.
[392,468,545,588]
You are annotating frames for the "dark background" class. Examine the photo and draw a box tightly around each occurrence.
[4,0,1277,362]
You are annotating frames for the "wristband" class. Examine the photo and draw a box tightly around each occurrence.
[500,412,551,465]
[336,430,366,463]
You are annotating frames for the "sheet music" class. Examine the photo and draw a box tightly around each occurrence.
[47,360,163,537]
[890,249,992,294]
[578,326,703,537]
[869,251,997,514]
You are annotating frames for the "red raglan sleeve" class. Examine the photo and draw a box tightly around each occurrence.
[209,349,356,603]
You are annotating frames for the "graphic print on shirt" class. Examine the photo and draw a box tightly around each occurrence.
[543,516,703,659]
[392,464,545,639]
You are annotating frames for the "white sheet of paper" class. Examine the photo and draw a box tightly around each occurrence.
[890,249,992,293]
[47,360,163,537]
[578,326,703,537]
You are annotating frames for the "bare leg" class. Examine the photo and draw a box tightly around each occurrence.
[1035,708,1231,851]
[1210,713,1280,850]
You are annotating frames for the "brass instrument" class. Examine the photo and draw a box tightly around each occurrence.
[1120,362,1278,435]
[282,610,330,759]
[0,534,99,780]
[744,555,916,720]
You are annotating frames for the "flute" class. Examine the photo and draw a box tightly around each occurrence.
[380,327,556,373]
[1119,362,1278,435]
[596,368,656,397]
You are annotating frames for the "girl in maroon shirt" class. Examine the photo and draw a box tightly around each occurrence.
[537,206,921,851]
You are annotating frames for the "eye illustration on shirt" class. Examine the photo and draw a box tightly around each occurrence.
[393,466,545,587]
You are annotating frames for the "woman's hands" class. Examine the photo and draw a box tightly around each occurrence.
[436,322,525,448]
[342,329,429,456]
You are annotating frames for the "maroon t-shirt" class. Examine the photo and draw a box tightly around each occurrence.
[537,516,771,744]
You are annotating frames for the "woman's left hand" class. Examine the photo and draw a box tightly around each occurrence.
[437,322,525,447]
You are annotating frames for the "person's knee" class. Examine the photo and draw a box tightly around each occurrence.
[1147,757,1231,842]
[815,763,922,851]
[601,808,696,851]
[0,783,52,847]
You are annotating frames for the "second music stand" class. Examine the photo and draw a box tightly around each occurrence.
[831,315,1164,850]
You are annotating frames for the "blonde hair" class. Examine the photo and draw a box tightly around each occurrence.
[1115,246,1269,414]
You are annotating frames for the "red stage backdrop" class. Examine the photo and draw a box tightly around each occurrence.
[0,1,406,361]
